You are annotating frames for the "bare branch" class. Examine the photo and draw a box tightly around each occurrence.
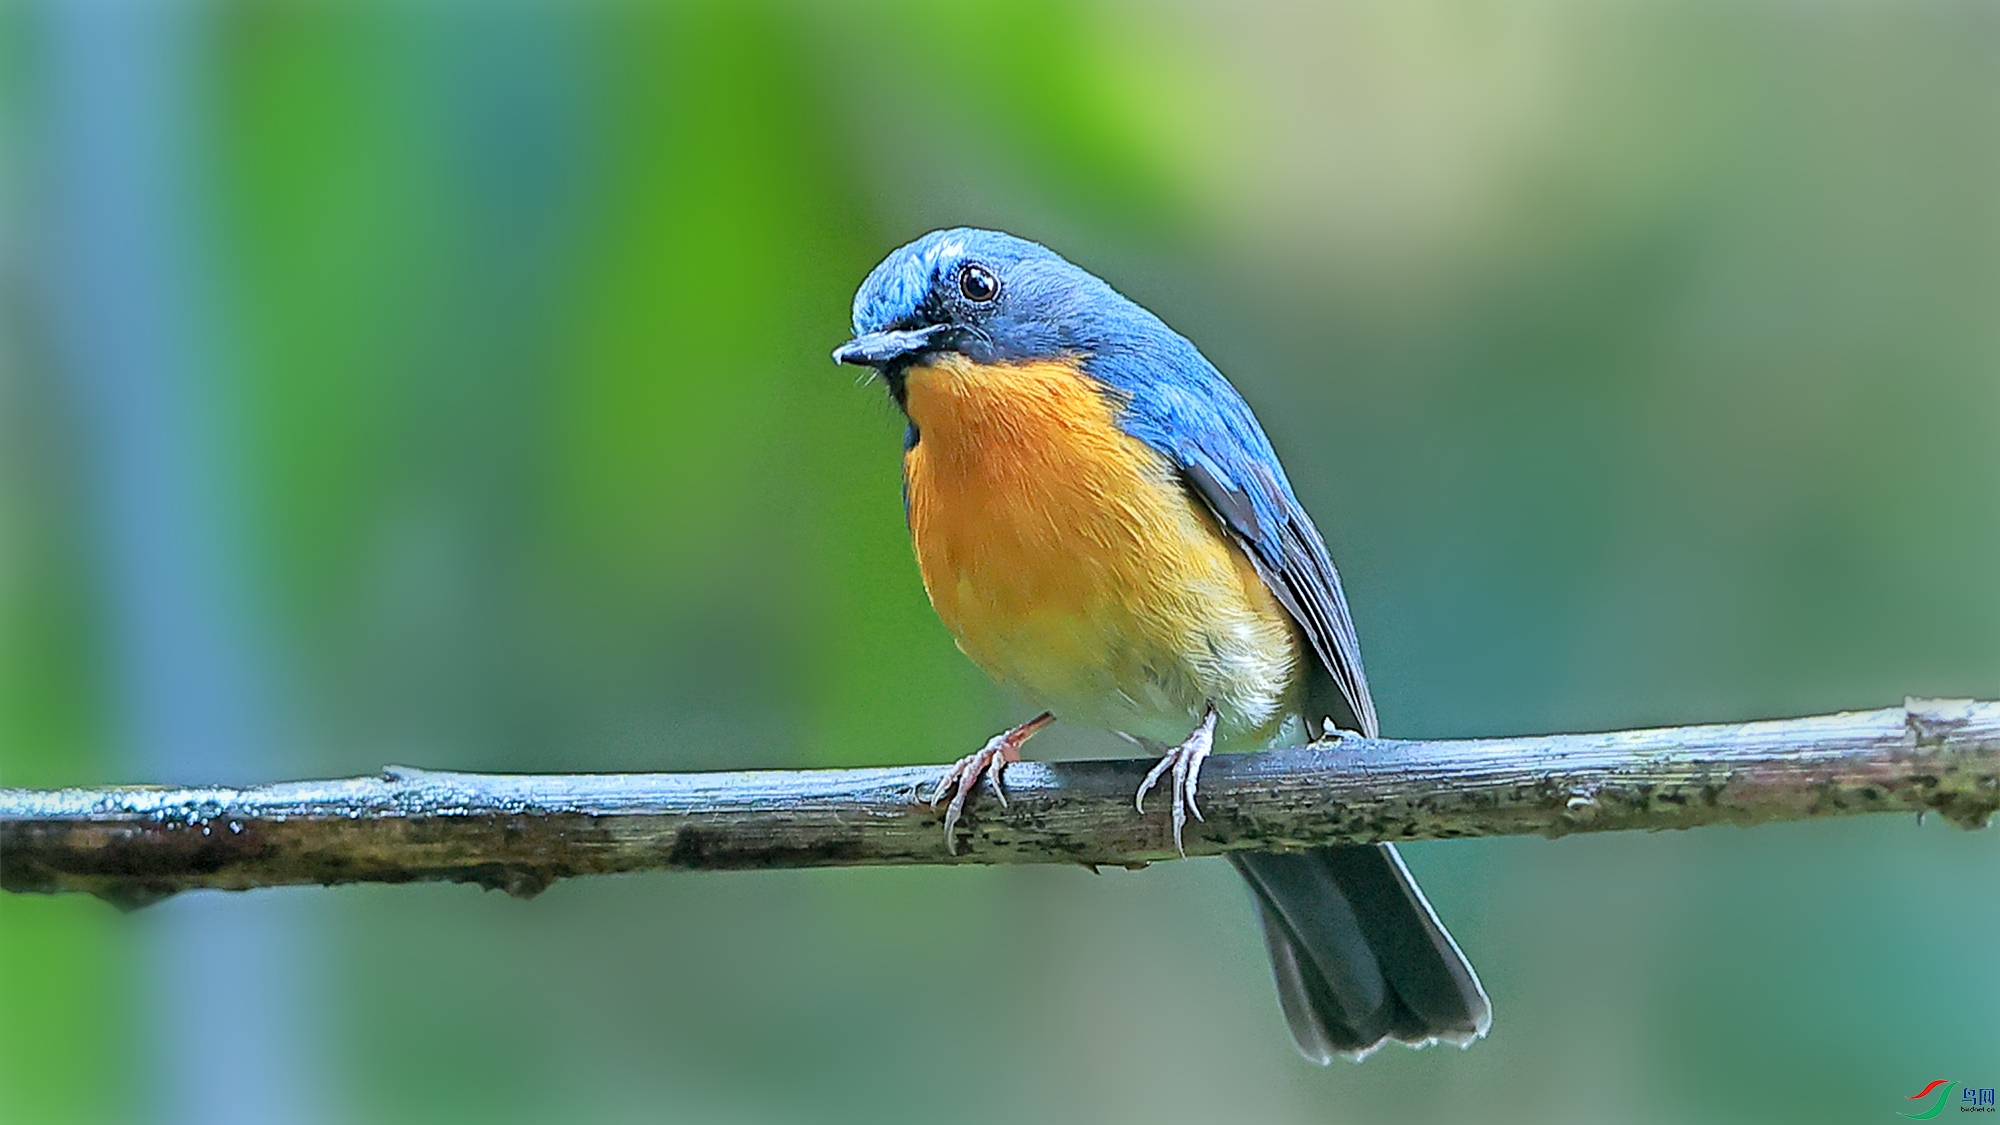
[4,698,1995,909]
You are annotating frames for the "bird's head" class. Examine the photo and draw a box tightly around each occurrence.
[832,228,1146,403]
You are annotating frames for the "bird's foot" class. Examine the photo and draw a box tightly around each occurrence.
[1135,705,1218,857]
[929,712,1055,854]
[1315,718,1366,745]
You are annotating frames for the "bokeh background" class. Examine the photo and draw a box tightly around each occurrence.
[3,1,1997,1122]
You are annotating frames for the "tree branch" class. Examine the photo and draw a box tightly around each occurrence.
[4,698,1996,909]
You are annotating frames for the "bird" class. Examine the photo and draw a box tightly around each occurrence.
[831,228,1490,1063]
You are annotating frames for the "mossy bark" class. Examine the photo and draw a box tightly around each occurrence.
[4,699,1995,909]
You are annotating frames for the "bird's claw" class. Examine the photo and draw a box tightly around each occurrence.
[1134,706,1217,857]
[1315,717,1366,745]
[926,713,1053,855]
[929,741,1006,854]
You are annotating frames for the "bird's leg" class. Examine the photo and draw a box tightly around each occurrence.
[1135,704,1217,857]
[928,712,1055,854]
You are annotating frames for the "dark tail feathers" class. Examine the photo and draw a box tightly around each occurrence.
[1230,843,1489,1063]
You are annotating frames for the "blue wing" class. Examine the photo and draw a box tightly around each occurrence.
[1087,349,1379,739]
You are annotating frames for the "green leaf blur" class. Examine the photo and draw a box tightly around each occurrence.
[4,1,1996,1122]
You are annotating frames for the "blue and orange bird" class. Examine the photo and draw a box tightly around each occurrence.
[833,229,1490,1062]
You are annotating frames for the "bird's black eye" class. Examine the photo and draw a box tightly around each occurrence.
[958,263,999,303]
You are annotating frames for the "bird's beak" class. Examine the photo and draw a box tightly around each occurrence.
[831,324,950,368]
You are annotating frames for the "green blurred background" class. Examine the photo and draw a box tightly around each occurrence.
[3,1,1997,1122]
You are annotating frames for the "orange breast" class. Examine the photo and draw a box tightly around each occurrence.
[900,353,1302,746]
